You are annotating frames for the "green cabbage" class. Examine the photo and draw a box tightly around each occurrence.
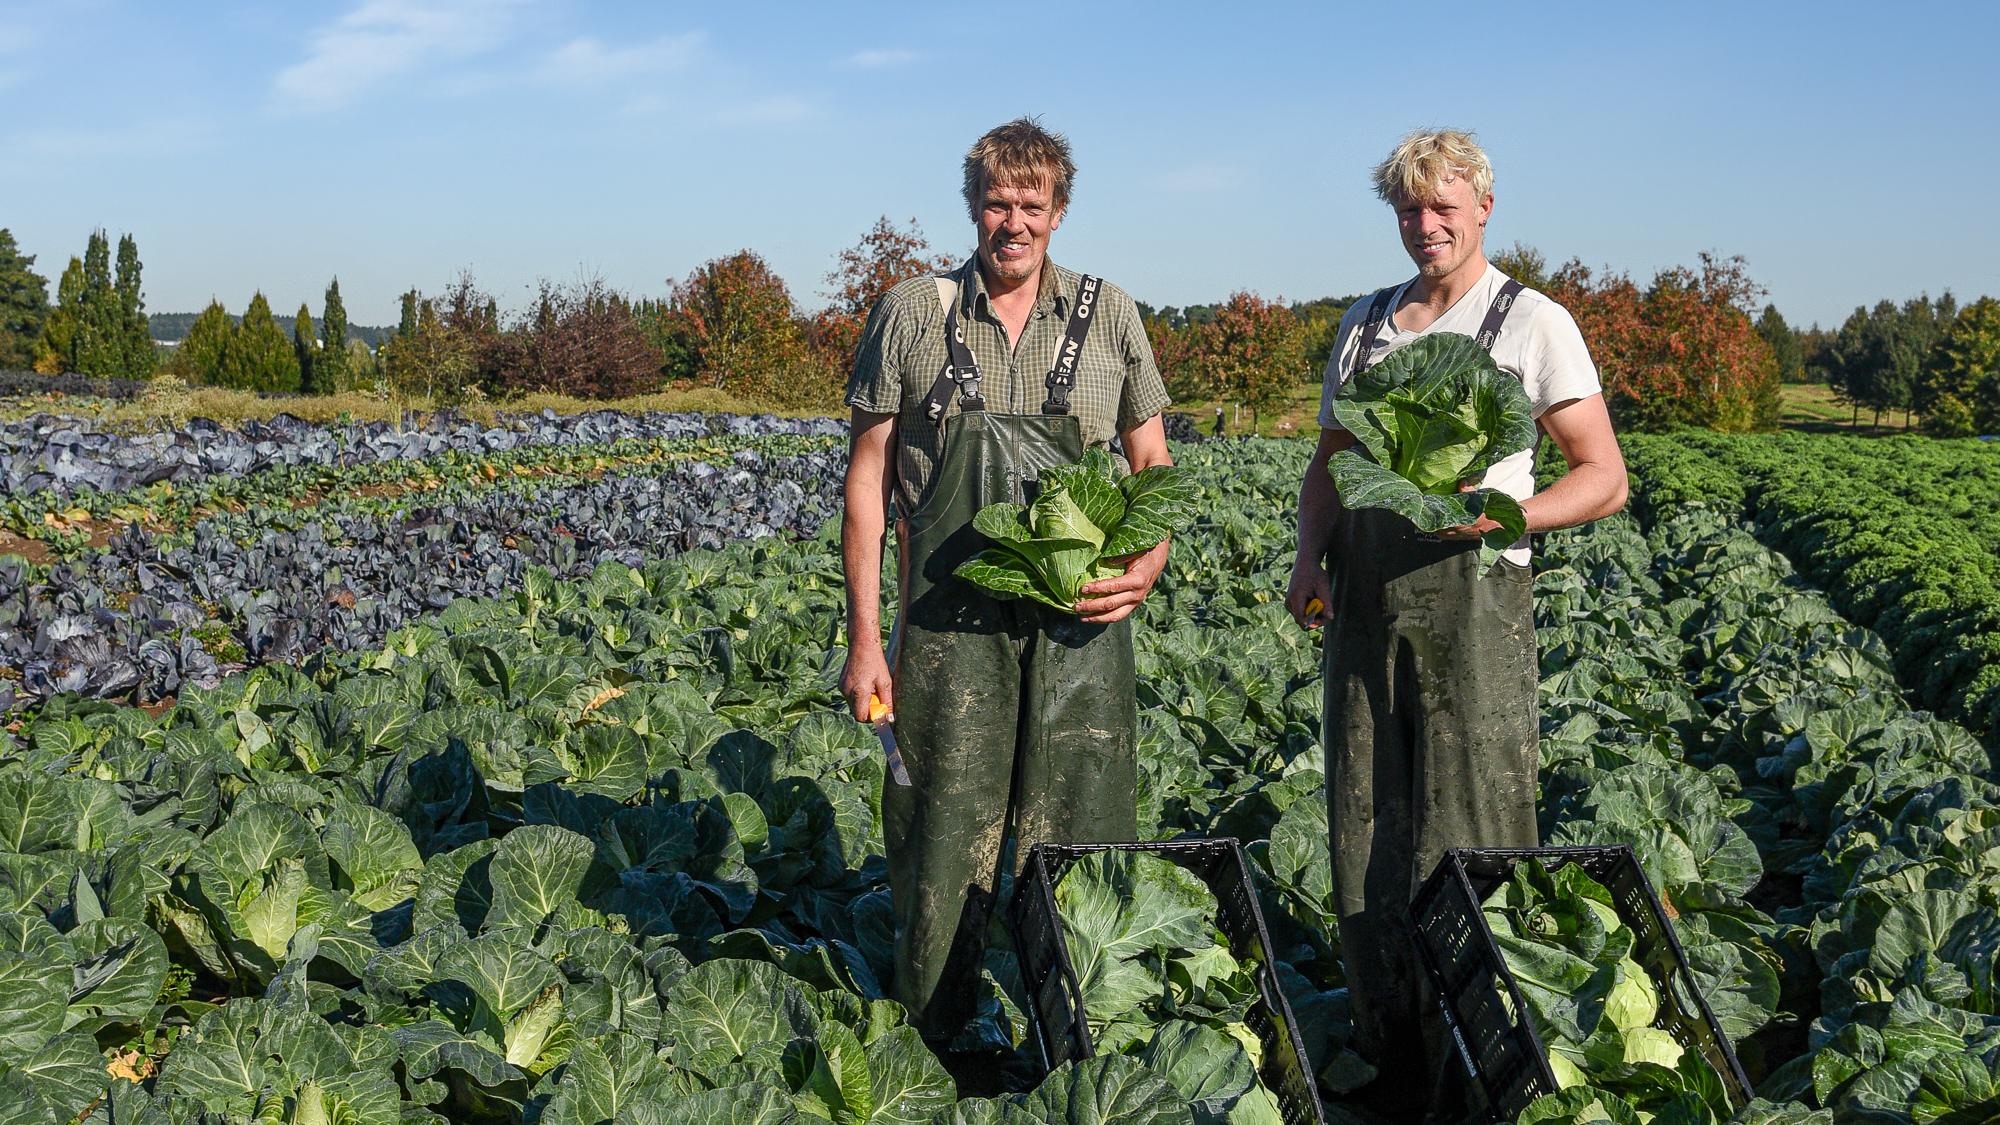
[1325,332,1538,568]
[1484,863,1733,1124]
[956,448,1197,612]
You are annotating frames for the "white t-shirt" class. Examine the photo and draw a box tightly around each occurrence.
[1317,264,1602,565]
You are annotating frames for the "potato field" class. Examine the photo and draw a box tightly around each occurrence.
[0,406,1995,1123]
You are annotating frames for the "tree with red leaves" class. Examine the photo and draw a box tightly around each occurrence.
[808,217,957,380]
[1152,291,1310,431]
[1545,252,1779,432]
[493,277,663,400]
[652,250,828,407]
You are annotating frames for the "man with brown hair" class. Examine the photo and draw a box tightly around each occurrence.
[838,118,1174,1046]
[1287,128,1627,1119]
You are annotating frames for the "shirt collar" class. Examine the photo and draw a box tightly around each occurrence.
[960,255,1069,321]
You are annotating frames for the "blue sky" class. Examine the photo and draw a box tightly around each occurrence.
[3,0,1995,330]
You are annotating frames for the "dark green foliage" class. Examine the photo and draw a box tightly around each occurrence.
[32,230,152,378]
[1819,295,1956,427]
[35,256,85,372]
[171,300,232,383]
[319,277,350,390]
[114,233,152,377]
[0,228,50,370]
[1920,296,2000,437]
[293,303,318,394]
[1755,305,1806,384]
[220,291,301,392]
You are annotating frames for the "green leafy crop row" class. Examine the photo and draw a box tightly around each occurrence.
[1619,431,2000,748]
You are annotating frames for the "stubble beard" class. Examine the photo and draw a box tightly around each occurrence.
[985,244,1037,284]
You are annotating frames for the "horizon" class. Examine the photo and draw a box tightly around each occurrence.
[6,0,1996,333]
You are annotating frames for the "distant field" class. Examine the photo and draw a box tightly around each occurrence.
[1780,382,1919,432]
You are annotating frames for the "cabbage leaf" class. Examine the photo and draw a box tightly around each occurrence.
[1325,332,1537,569]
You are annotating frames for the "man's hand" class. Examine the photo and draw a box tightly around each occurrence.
[1286,559,1332,629]
[1076,538,1169,624]
[840,641,894,724]
[1433,479,1502,541]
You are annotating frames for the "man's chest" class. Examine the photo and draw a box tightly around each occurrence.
[936,310,1117,415]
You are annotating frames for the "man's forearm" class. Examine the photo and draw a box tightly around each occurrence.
[1294,430,1354,568]
[841,412,896,653]
[1520,461,1627,535]
[1295,467,1343,568]
[842,504,885,651]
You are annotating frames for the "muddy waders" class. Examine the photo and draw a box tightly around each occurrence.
[885,277,1139,1043]
[1324,283,1539,1122]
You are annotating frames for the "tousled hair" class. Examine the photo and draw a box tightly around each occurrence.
[1372,128,1494,204]
[962,117,1076,220]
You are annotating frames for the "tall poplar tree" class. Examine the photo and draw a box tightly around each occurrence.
[293,304,318,393]
[0,229,49,371]
[74,230,122,376]
[114,234,153,377]
[397,289,419,339]
[319,278,350,390]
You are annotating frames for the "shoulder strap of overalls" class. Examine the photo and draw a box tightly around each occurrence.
[1476,278,1526,352]
[917,272,985,423]
[1041,274,1103,416]
[1350,287,1397,374]
[1353,277,1527,373]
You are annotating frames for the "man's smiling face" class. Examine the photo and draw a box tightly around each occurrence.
[975,177,1063,287]
[1394,174,1492,281]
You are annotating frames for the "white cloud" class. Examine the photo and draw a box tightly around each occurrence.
[537,32,703,85]
[273,0,529,113]
[843,47,917,69]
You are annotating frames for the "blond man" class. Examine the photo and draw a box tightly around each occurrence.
[1286,129,1627,1119]
[839,118,1173,1047]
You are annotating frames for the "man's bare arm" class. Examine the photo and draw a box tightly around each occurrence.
[1432,394,1626,541]
[1286,427,1355,628]
[839,409,897,719]
[1522,394,1626,533]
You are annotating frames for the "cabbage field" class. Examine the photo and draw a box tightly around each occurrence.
[0,409,1996,1123]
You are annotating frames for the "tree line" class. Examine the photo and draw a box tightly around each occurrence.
[1807,295,2000,435]
[4,223,1989,436]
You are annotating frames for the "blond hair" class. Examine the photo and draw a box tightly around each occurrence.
[961,117,1076,220]
[1372,128,1493,204]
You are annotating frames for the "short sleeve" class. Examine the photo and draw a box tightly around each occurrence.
[1114,297,1171,432]
[1522,301,1602,417]
[844,289,916,414]
[1316,304,1371,431]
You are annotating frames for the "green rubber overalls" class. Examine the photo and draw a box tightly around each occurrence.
[1324,282,1540,1121]
[885,273,1139,1043]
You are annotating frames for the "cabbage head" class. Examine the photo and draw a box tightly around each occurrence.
[956,448,1196,612]
[1325,332,1538,567]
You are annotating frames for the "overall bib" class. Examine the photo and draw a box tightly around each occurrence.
[886,274,1139,1043]
[1325,282,1540,1120]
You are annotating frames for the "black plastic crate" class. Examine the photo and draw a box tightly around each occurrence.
[1009,838,1327,1125]
[1410,846,1754,1122]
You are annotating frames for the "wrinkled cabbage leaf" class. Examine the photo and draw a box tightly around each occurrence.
[957,449,1197,612]
[1326,332,1537,569]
